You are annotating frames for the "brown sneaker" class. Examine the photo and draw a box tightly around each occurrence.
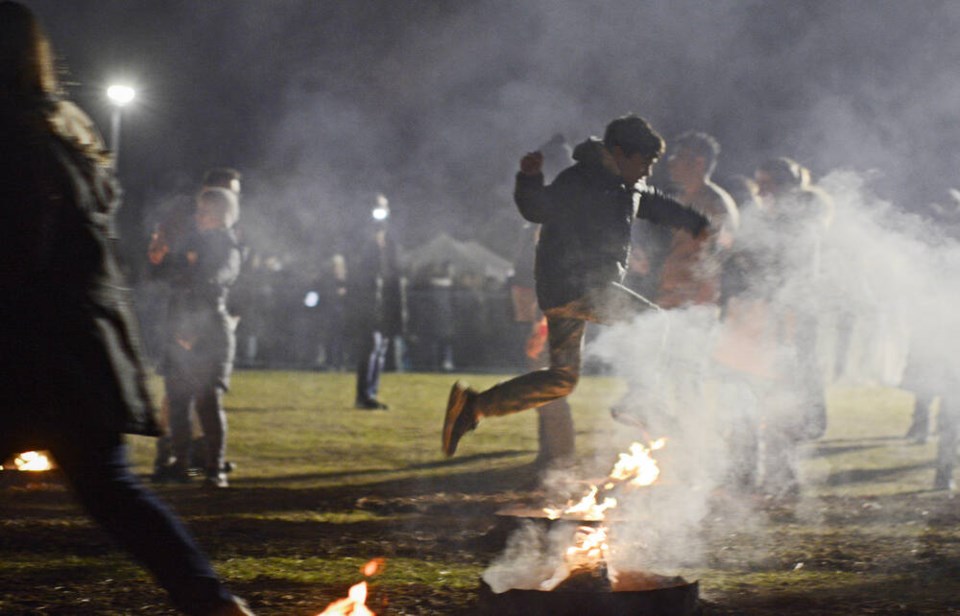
[442,381,477,457]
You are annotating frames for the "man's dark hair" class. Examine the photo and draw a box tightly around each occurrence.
[202,167,241,189]
[674,131,721,175]
[757,157,804,190]
[603,114,665,159]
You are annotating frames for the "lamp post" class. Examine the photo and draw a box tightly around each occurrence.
[105,84,135,168]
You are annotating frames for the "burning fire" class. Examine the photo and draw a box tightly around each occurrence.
[609,439,664,487]
[543,439,665,521]
[316,558,384,616]
[2,451,54,472]
[537,440,666,589]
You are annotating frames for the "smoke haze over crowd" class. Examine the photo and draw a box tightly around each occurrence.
[26,0,960,263]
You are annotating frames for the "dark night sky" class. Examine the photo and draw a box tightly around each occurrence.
[25,0,960,269]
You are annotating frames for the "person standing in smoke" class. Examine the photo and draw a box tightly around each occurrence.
[352,195,405,410]
[149,167,242,482]
[320,253,350,371]
[714,156,831,497]
[0,3,253,613]
[900,197,960,490]
[442,115,709,457]
[611,131,739,430]
[158,188,243,488]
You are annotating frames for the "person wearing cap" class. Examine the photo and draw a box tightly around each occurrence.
[442,115,709,457]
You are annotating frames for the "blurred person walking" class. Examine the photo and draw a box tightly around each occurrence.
[442,115,708,457]
[0,3,252,613]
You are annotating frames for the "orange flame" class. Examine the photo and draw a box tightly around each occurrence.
[539,525,611,591]
[362,557,385,577]
[317,558,383,616]
[317,581,373,616]
[609,439,663,487]
[10,451,53,472]
[542,439,665,521]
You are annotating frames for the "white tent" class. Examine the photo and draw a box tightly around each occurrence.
[402,233,513,282]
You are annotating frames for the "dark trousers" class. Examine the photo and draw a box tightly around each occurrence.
[167,378,226,477]
[937,397,958,478]
[473,282,657,418]
[356,329,390,403]
[49,431,232,615]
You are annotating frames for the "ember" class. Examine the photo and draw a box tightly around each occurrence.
[316,558,384,616]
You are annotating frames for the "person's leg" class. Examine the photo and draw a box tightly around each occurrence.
[536,399,575,467]
[50,431,241,615]
[167,377,195,482]
[195,386,227,486]
[441,317,585,457]
[355,329,388,407]
[906,391,934,443]
[152,395,174,482]
[472,316,585,417]
[935,396,957,490]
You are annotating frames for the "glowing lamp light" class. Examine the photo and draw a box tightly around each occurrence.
[304,291,320,308]
[106,84,136,107]
[372,193,390,220]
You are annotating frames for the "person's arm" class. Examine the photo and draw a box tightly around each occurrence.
[637,187,709,237]
[513,151,550,223]
[190,233,242,289]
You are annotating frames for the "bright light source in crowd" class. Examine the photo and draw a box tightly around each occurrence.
[373,193,390,220]
[106,84,136,107]
[304,291,319,308]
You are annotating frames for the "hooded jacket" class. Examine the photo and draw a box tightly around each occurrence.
[513,138,708,310]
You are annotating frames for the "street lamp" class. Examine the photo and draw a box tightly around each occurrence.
[106,84,135,167]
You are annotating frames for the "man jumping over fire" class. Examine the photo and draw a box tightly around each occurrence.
[442,114,709,457]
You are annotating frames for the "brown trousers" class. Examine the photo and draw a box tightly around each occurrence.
[473,282,658,418]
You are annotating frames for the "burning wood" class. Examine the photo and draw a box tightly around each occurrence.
[316,558,384,616]
[484,438,688,601]
[542,439,665,521]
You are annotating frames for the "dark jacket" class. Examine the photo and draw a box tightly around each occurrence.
[0,105,159,455]
[349,228,405,337]
[514,138,709,310]
[163,228,242,390]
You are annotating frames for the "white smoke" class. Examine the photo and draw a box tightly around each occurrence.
[484,168,960,589]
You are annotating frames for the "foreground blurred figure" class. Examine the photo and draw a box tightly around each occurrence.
[442,115,708,457]
[0,3,251,613]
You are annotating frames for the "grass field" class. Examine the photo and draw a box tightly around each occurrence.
[1,371,958,615]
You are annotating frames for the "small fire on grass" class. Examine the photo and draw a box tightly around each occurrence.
[1,451,54,472]
[317,558,385,616]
